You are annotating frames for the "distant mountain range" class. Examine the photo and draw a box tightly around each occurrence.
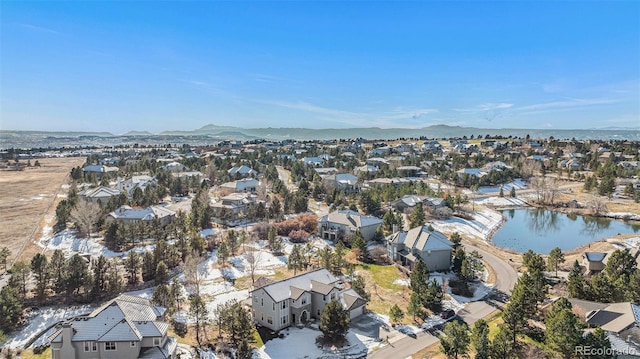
[1,124,639,149]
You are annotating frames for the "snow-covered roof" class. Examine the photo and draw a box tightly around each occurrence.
[78,186,121,199]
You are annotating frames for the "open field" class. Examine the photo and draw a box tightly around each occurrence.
[0,157,84,265]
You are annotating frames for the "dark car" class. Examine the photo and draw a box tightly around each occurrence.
[440,309,456,319]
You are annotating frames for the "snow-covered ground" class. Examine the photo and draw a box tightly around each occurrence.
[475,179,527,194]
[431,209,504,241]
[254,327,375,359]
[447,282,494,305]
[37,229,158,258]
[392,278,410,286]
[4,305,93,349]
[474,196,528,208]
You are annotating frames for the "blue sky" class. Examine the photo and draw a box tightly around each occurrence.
[1,1,638,133]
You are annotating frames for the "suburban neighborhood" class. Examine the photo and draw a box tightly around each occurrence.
[0,134,639,359]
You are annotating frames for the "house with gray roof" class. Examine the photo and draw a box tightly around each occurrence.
[83,165,119,178]
[220,178,259,195]
[49,295,176,359]
[387,225,454,272]
[583,252,608,272]
[78,186,122,205]
[250,269,366,332]
[107,205,176,226]
[318,210,382,243]
[228,165,258,179]
[391,195,446,213]
[322,173,359,193]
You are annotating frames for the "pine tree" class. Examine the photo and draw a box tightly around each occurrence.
[490,326,514,359]
[319,299,350,343]
[288,244,305,275]
[351,231,367,262]
[547,247,565,278]
[440,320,470,359]
[389,304,404,324]
[582,328,611,359]
[471,319,490,359]
[218,241,230,267]
[124,251,140,285]
[545,300,583,358]
[410,203,426,228]
[567,260,586,298]
[351,275,371,302]
[0,286,23,332]
[30,253,50,303]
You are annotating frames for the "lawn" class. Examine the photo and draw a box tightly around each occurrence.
[14,347,51,359]
[358,263,404,291]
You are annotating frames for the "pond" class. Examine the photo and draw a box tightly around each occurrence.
[491,208,640,253]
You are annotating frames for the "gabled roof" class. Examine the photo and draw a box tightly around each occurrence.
[51,295,168,343]
[340,288,367,311]
[389,225,453,252]
[583,252,607,262]
[586,302,638,333]
[79,186,121,199]
[98,318,142,342]
[255,269,339,303]
[228,165,257,176]
[109,205,175,221]
[319,210,382,229]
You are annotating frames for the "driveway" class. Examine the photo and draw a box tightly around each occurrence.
[369,243,518,358]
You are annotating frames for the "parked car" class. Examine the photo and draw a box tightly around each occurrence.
[440,309,456,319]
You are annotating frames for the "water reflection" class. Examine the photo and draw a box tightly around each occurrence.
[526,208,561,234]
[493,209,640,253]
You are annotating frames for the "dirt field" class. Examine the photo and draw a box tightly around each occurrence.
[0,157,85,266]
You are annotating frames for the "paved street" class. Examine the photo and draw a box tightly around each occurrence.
[369,242,518,358]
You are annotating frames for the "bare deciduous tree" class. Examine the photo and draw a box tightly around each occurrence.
[70,200,102,238]
[183,252,205,297]
[586,192,609,215]
[244,249,263,284]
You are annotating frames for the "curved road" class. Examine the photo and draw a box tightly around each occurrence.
[368,243,518,358]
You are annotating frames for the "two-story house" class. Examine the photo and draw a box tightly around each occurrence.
[322,173,359,193]
[219,178,260,195]
[250,269,367,332]
[49,295,177,359]
[106,205,176,226]
[211,192,260,225]
[387,225,454,272]
[318,210,382,243]
[78,186,122,205]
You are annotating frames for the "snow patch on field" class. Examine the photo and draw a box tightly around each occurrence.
[392,278,410,286]
[4,305,93,349]
[38,229,156,258]
[254,327,375,359]
[448,282,494,305]
[474,197,528,208]
[431,209,504,241]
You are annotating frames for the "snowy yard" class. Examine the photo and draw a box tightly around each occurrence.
[431,209,504,241]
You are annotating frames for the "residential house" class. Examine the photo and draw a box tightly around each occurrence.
[301,157,325,166]
[583,252,607,272]
[387,225,454,272]
[49,294,177,359]
[116,176,157,198]
[83,165,119,178]
[107,205,176,226]
[314,167,338,177]
[457,168,488,178]
[250,269,367,332]
[396,165,422,177]
[211,193,260,225]
[390,195,445,213]
[318,210,382,242]
[322,173,359,193]
[78,186,122,205]
[161,161,185,172]
[228,165,258,179]
[569,299,640,356]
[220,178,260,195]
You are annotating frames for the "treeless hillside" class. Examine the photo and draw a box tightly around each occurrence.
[0,157,85,266]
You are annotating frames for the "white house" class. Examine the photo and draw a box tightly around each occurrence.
[220,178,260,195]
[78,186,122,204]
[250,269,367,332]
[228,165,258,178]
[107,205,176,226]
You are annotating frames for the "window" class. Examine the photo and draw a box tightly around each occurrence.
[105,342,116,351]
[301,297,307,305]
[130,341,136,347]
[267,317,273,324]
[261,298,263,306]
[153,337,161,346]
[282,301,287,309]
[323,295,326,301]
[84,341,91,352]
[273,303,275,310]
[282,316,287,325]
